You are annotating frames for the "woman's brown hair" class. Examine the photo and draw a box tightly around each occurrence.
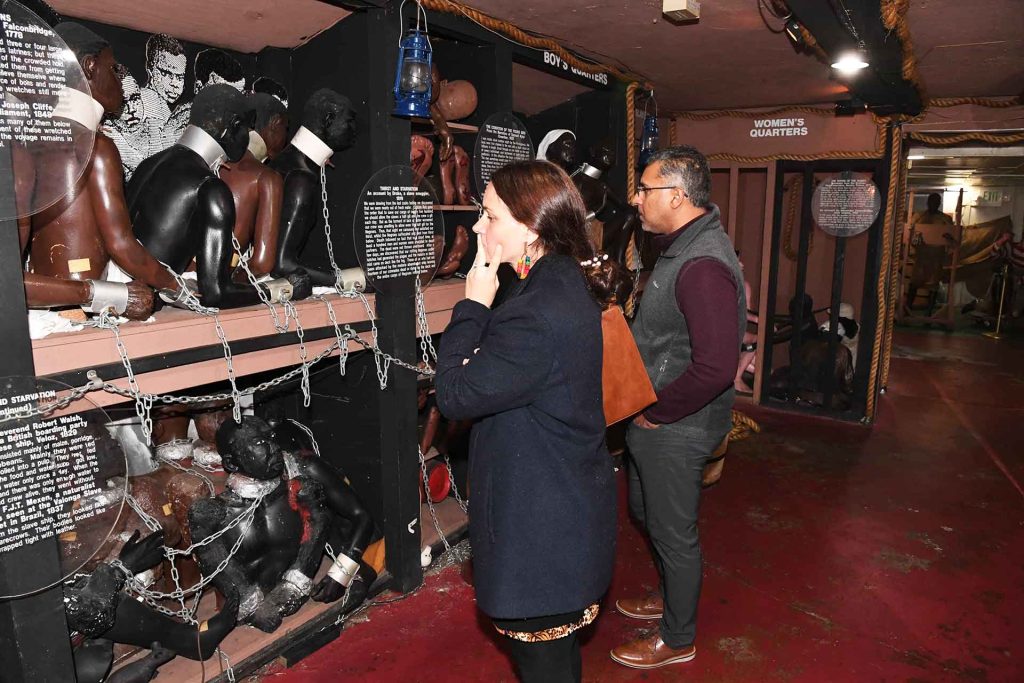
[490,160,628,307]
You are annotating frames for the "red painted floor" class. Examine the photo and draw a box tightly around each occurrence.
[257,329,1024,682]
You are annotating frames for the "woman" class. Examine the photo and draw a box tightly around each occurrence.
[435,161,621,681]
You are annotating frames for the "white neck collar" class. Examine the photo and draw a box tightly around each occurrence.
[290,126,333,167]
[52,88,105,131]
[580,163,603,179]
[226,473,280,499]
[178,125,227,173]
[247,129,268,163]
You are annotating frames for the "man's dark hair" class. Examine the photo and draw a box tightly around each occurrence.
[195,48,244,87]
[927,192,942,212]
[647,145,712,209]
[54,22,108,66]
[145,33,184,71]
[252,76,288,103]
[250,92,286,131]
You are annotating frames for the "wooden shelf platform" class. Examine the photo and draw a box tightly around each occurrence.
[31,280,465,408]
[411,118,479,133]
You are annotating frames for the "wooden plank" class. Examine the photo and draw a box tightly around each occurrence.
[752,162,777,404]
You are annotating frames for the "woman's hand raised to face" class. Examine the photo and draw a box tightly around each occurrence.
[465,235,502,308]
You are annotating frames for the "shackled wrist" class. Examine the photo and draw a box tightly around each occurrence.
[281,569,314,597]
[327,552,360,588]
[258,275,294,303]
[83,280,130,315]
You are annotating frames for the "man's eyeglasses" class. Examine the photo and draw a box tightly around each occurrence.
[635,184,687,197]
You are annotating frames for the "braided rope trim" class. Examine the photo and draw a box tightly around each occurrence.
[880,128,909,390]
[728,410,761,442]
[865,125,901,420]
[907,130,1024,146]
[674,106,837,121]
[420,0,647,87]
[624,82,641,318]
[927,96,1021,109]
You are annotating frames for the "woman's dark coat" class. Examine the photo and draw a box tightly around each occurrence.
[435,253,616,619]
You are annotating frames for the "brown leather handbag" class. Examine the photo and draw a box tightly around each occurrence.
[602,305,657,426]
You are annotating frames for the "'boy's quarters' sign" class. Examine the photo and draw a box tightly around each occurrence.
[542,51,610,86]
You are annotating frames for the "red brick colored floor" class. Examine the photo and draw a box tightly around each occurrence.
[258,329,1024,682]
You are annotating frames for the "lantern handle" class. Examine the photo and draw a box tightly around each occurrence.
[397,0,432,48]
[643,90,658,119]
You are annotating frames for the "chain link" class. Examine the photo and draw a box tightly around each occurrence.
[442,452,468,514]
[415,277,437,369]
[418,446,452,555]
[231,234,287,333]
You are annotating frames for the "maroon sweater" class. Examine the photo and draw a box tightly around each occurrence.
[644,218,740,424]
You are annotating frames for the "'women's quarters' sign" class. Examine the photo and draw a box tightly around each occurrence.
[750,117,808,137]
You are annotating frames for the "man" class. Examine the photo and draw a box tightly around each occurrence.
[610,146,744,670]
[104,67,147,178]
[167,48,247,136]
[912,192,954,228]
[137,33,187,160]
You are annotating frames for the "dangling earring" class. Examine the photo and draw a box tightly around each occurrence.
[515,239,532,280]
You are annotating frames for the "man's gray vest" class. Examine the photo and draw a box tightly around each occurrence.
[631,205,745,439]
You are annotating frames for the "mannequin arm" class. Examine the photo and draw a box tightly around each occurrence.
[271,170,336,287]
[249,168,283,276]
[195,180,270,309]
[304,459,375,558]
[90,136,178,291]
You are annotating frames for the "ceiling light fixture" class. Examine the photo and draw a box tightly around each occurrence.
[907,155,925,160]
[831,50,869,74]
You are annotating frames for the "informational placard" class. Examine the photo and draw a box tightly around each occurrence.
[0,377,126,599]
[473,112,533,195]
[353,165,444,293]
[811,177,881,237]
[0,0,96,220]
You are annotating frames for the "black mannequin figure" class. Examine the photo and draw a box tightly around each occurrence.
[268,88,357,287]
[571,141,644,267]
[127,84,310,308]
[189,415,377,633]
[537,129,577,173]
[66,529,240,682]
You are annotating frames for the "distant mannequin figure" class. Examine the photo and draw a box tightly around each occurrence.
[912,192,954,228]
[267,88,357,287]
[536,129,577,173]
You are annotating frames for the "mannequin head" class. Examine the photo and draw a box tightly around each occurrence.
[252,93,288,158]
[195,48,245,94]
[537,130,577,171]
[252,76,288,108]
[144,33,186,105]
[191,84,253,162]
[301,88,356,152]
[216,416,284,481]
[588,141,616,172]
[54,22,124,114]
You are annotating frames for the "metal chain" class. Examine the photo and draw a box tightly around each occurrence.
[442,453,468,514]
[283,299,311,407]
[318,295,351,377]
[415,277,437,368]
[418,446,452,554]
[231,234,286,333]
[320,164,345,291]
[91,311,154,442]
[287,418,320,457]
[124,491,163,532]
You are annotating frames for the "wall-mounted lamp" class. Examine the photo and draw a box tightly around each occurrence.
[831,49,869,75]
[393,0,433,118]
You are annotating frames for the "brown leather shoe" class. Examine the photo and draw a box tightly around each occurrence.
[610,633,696,669]
[615,593,664,620]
